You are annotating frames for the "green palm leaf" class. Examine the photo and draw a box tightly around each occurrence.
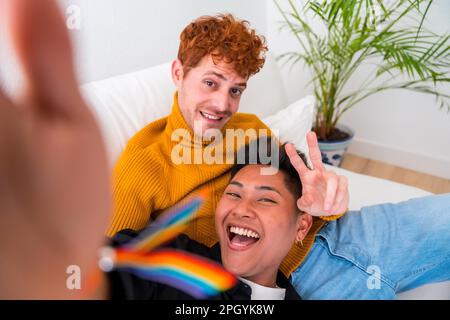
[275,0,450,139]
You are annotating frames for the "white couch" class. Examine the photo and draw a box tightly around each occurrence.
[81,54,450,300]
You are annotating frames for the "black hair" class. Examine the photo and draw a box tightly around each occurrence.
[230,136,310,201]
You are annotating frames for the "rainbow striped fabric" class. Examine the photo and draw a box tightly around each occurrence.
[103,191,237,299]
[114,249,236,298]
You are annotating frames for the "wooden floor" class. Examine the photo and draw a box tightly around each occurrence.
[340,153,450,194]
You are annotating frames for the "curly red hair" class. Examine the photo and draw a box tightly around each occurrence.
[178,14,268,79]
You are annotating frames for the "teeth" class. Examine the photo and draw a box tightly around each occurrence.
[229,226,260,239]
[201,112,221,120]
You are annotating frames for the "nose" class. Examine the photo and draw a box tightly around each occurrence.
[231,199,256,220]
[211,89,230,114]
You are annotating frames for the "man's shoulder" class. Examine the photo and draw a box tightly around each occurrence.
[114,117,168,173]
[276,271,302,300]
[127,116,169,149]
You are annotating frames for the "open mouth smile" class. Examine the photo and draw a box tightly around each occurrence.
[226,225,261,251]
[200,111,224,122]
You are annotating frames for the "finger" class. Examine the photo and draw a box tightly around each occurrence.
[285,143,309,176]
[297,193,314,212]
[0,86,17,123]
[0,85,12,108]
[330,176,349,214]
[306,131,325,172]
[323,173,338,212]
[6,0,86,119]
[332,176,348,214]
[0,87,23,181]
[331,192,349,216]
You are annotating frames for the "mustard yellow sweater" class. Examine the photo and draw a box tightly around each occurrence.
[108,93,336,275]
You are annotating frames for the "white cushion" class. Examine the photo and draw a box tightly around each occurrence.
[81,62,175,165]
[238,54,288,118]
[326,164,432,210]
[262,95,314,158]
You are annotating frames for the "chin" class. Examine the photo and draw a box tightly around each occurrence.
[225,265,246,277]
[223,259,250,276]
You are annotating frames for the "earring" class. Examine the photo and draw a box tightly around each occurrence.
[296,239,304,247]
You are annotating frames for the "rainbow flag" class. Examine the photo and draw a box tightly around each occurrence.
[104,191,237,298]
[125,194,204,252]
[115,248,236,299]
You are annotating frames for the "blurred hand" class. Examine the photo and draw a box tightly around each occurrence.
[0,0,110,298]
[285,132,349,217]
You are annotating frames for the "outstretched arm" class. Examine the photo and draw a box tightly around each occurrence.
[0,0,110,299]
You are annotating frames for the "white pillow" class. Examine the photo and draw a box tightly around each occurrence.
[262,95,315,158]
[238,53,288,118]
[81,62,175,166]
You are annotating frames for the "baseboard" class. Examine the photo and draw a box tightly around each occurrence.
[347,138,450,180]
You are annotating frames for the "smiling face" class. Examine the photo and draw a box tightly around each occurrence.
[172,55,247,137]
[215,164,311,287]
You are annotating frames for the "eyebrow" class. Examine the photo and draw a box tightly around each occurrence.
[204,71,247,88]
[229,181,282,196]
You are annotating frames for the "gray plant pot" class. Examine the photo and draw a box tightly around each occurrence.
[317,124,354,167]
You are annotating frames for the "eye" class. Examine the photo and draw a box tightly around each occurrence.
[226,192,241,199]
[259,198,277,204]
[204,80,215,87]
[230,87,243,97]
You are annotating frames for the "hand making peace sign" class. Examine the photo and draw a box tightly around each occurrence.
[285,132,349,217]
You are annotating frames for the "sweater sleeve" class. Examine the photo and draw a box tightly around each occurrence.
[320,211,347,221]
[106,143,163,237]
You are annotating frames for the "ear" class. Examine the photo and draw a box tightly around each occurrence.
[171,59,184,88]
[295,213,313,243]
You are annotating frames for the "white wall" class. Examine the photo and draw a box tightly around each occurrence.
[60,0,267,84]
[267,0,450,179]
[0,1,266,99]
[0,0,268,93]
[1,0,449,179]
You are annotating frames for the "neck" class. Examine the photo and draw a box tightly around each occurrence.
[243,270,278,288]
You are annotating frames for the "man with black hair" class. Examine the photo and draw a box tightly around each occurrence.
[107,137,311,299]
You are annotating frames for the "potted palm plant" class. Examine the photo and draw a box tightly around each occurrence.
[275,0,450,166]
